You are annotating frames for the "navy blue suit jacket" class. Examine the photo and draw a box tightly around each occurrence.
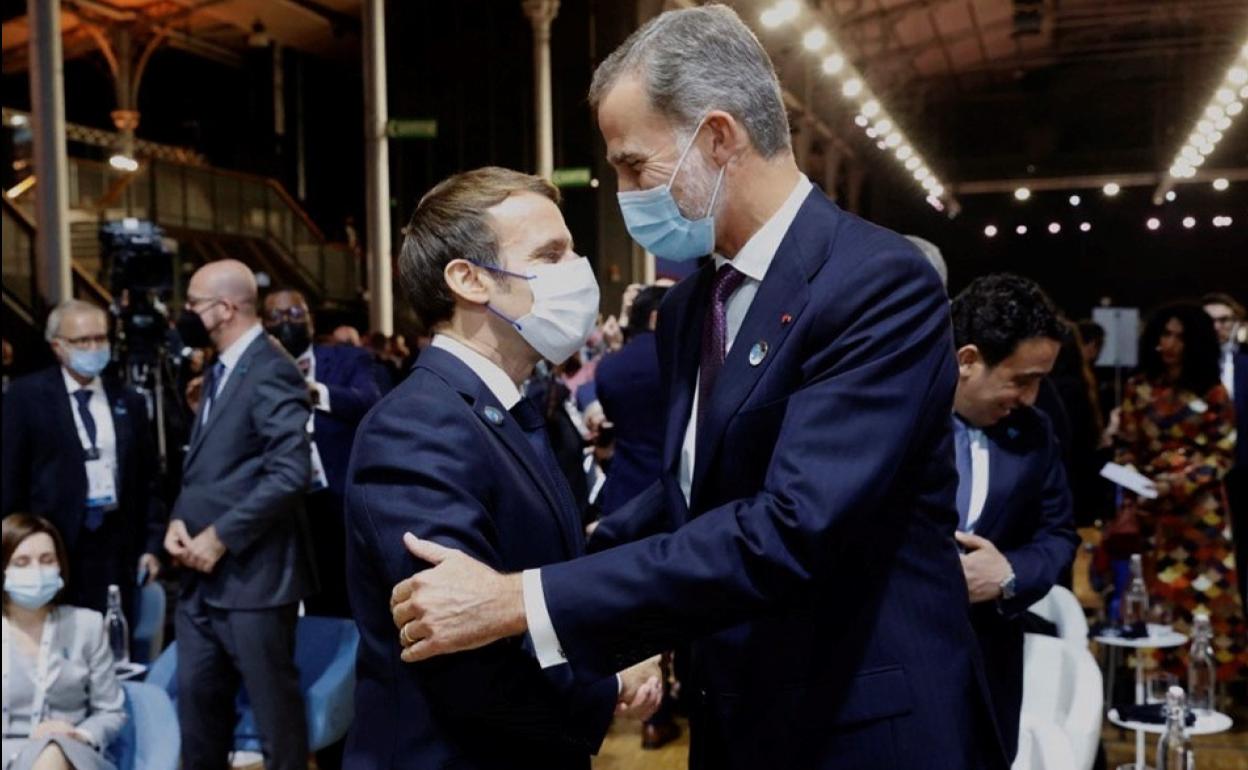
[343,347,617,770]
[594,332,665,515]
[310,343,382,497]
[962,406,1078,760]
[1234,352,1247,470]
[541,190,1009,770]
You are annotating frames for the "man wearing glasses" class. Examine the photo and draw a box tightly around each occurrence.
[2,299,167,623]
[166,259,316,770]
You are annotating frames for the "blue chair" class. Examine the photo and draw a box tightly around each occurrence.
[145,616,358,752]
[131,581,167,665]
[109,682,180,770]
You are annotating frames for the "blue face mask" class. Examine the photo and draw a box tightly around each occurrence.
[67,346,111,379]
[4,565,63,610]
[616,119,726,262]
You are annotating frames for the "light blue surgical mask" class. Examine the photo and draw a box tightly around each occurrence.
[67,346,111,379]
[4,565,63,610]
[616,119,726,262]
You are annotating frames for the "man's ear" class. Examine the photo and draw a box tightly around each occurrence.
[956,344,982,375]
[703,110,750,166]
[443,259,492,305]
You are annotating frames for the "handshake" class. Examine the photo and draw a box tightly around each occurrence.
[615,655,664,720]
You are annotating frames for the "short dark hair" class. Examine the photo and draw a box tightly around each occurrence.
[2,514,71,610]
[1139,302,1222,395]
[1199,292,1244,319]
[1077,319,1105,346]
[398,167,561,330]
[627,285,669,336]
[951,274,1065,366]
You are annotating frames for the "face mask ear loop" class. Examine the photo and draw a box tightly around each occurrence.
[704,162,727,219]
[667,113,713,192]
[485,303,524,332]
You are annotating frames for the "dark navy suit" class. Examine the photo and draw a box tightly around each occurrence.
[304,343,382,617]
[1229,351,1248,601]
[960,407,1078,760]
[594,332,665,515]
[343,346,617,770]
[2,366,166,619]
[541,190,1009,769]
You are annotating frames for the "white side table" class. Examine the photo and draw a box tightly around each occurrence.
[1093,630,1187,770]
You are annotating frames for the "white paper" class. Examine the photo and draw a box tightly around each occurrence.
[1100,462,1158,499]
[309,441,329,491]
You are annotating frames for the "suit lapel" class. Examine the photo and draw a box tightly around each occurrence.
[419,348,579,559]
[689,193,828,506]
[103,380,132,478]
[185,334,266,468]
[50,369,83,461]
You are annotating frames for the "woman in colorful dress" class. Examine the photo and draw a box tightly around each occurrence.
[1115,302,1246,682]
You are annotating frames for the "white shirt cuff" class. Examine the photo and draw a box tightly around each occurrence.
[312,382,331,413]
[522,568,568,669]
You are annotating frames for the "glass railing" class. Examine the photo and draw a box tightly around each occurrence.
[11,156,361,304]
[3,198,116,316]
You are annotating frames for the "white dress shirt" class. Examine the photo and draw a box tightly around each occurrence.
[202,323,264,423]
[526,174,814,668]
[1220,343,1235,398]
[295,347,332,416]
[964,426,990,532]
[62,368,117,478]
[430,334,522,409]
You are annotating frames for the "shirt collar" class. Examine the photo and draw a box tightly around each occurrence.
[713,174,813,282]
[431,333,522,409]
[61,367,103,396]
[218,323,264,371]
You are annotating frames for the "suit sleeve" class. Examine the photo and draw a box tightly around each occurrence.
[213,354,312,554]
[352,392,616,753]
[586,481,670,553]
[1,383,31,515]
[999,420,1079,616]
[540,248,961,681]
[320,350,383,422]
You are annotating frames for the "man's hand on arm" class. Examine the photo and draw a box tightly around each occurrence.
[392,533,527,663]
[955,531,1013,603]
[615,655,663,720]
[184,524,227,574]
[164,520,191,567]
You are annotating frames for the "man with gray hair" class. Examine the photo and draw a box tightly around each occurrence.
[2,298,166,622]
[391,5,1007,768]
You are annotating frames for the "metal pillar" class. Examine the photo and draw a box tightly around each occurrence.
[363,0,393,335]
[523,0,559,178]
[28,0,72,308]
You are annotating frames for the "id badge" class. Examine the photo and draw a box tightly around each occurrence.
[85,457,119,509]
[309,441,329,491]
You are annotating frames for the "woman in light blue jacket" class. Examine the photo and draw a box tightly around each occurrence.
[2,514,125,770]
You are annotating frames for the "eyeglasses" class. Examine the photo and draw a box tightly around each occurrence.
[57,334,109,348]
[264,306,309,324]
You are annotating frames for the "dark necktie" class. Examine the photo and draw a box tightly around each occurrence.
[510,397,581,549]
[201,360,226,425]
[953,417,973,531]
[698,264,748,427]
[74,389,106,530]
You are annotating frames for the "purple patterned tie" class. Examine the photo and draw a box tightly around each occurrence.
[698,263,748,427]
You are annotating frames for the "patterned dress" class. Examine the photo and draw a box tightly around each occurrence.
[1115,374,1246,680]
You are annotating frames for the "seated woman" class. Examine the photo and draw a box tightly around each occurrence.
[2,514,126,770]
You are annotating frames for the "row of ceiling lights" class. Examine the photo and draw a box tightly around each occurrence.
[983,214,1234,238]
[1166,42,1248,180]
[1012,178,1233,203]
[758,0,948,209]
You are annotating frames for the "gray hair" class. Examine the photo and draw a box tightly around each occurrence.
[589,4,791,158]
[44,299,107,343]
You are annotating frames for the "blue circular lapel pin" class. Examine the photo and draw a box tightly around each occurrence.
[748,341,768,367]
[483,406,505,425]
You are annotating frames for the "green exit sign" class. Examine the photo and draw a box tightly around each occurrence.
[387,118,437,139]
[551,166,592,188]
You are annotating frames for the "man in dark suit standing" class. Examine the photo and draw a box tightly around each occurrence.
[1203,293,1247,600]
[343,167,659,769]
[389,7,1007,769]
[262,288,382,618]
[165,259,316,770]
[594,285,668,518]
[2,299,166,619]
[949,275,1079,761]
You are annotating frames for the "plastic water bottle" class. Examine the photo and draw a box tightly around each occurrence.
[1155,685,1193,770]
[1122,553,1150,632]
[105,584,130,665]
[1187,612,1216,714]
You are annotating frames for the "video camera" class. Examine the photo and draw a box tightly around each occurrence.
[100,218,178,364]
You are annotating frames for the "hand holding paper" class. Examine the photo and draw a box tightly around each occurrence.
[1100,462,1159,500]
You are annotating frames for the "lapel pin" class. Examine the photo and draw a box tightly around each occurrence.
[748,340,769,367]
[780,313,793,326]
[483,406,505,425]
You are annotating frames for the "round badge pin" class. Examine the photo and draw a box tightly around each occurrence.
[748,341,769,367]
[483,406,505,425]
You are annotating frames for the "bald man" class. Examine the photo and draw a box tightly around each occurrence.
[167,259,317,770]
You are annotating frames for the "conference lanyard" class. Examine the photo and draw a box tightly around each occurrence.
[1,608,58,737]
